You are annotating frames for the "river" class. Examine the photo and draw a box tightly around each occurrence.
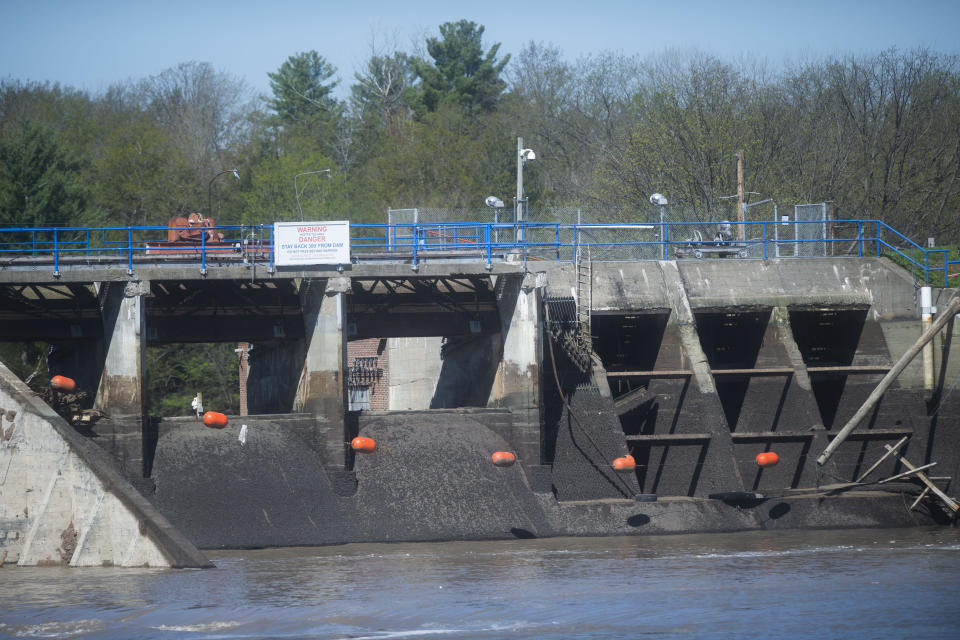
[2,526,959,639]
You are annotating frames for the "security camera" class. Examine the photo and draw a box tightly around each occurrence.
[520,148,536,161]
[649,193,668,206]
[485,196,505,208]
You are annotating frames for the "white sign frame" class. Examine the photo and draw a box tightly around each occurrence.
[273,220,350,266]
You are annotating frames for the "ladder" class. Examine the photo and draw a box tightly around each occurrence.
[575,244,592,360]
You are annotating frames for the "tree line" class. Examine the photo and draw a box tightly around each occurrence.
[2,21,958,241]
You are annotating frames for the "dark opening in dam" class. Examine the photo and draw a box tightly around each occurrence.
[789,307,868,429]
[694,308,772,430]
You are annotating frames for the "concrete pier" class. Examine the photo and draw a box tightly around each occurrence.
[294,277,349,466]
[487,273,543,464]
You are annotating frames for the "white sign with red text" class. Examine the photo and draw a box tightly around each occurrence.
[274,220,350,266]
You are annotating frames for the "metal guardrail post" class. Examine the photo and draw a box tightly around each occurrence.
[200,228,207,275]
[268,225,275,273]
[762,222,768,260]
[661,222,668,260]
[484,224,492,269]
[857,222,863,257]
[411,225,419,270]
[53,229,60,277]
[127,228,133,276]
[876,221,881,257]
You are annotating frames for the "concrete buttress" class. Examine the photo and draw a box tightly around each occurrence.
[295,277,349,466]
[658,262,744,495]
[94,281,148,417]
[488,272,543,464]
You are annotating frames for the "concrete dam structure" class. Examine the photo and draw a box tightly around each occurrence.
[1,248,959,560]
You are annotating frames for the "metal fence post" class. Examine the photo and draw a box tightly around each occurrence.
[126,228,134,276]
[484,224,491,269]
[53,229,60,277]
[200,227,207,275]
[411,225,419,270]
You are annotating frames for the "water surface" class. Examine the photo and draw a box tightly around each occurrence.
[2,527,959,639]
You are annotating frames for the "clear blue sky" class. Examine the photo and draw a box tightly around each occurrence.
[2,0,958,98]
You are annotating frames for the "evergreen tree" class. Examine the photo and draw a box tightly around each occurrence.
[268,51,339,127]
[0,119,87,227]
[408,20,510,117]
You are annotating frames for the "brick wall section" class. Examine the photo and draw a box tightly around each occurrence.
[346,338,390,411]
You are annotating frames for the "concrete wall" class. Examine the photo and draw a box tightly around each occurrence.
[0,363,210,567]
[387,337,445,409]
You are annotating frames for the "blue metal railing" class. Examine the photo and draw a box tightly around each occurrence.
[0,219,956,286]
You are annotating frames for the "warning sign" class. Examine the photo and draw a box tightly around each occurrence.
[273,221,350,266]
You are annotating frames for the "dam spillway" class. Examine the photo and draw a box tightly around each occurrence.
[1,248,959,556]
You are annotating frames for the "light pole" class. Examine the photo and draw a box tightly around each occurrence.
[295,169,331,221]
[650,193,668,259]
[485,195,505,244]
[515,137,536,242]
[207,168,240,219]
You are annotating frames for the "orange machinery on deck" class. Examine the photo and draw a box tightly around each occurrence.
[146,213,234,255]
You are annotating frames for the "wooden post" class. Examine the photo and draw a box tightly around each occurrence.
[877,462,936,483]
[855,435,909,482]
[882,445,958,513]
[910,487,931,510]
[817,296,960,466]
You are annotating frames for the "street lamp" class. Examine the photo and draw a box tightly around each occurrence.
[208,168,240,219]
[516,137,536,242]
[295,169,332,221]
[485,195,505,244]
[650,193,668,259]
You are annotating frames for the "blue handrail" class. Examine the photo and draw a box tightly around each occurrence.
[0,220,954,286]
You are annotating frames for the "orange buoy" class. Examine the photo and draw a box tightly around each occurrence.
[50,375,77,393]
[202,411,228,429]
[756,451,779,467]
[612,455,636,473]
[491,451,516,467]
[351,436,376,453]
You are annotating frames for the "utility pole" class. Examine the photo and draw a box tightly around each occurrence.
[736,150,745,241]
[515,137,536,243]
[516,136,524,242]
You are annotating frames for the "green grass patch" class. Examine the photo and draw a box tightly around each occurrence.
[882,244,960,287]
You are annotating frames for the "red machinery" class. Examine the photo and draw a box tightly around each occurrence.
[147,213,233,255]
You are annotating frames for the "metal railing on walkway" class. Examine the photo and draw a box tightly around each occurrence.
[0,219,957,286]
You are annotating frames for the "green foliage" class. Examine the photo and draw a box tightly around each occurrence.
[268,51,339,125]
[0,119,88,227]
[238,150,338,223]
[407,20,510,117]
[882,244,960,287]
[0,342,49,394]
[86,109,196,226]
[146,343,239,417]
